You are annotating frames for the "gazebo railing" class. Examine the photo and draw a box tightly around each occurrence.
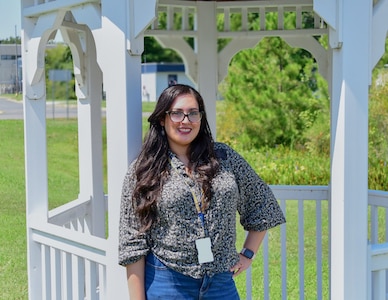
[368,189,388,300]
[28,186,388,299]
[29,219,107,299]
[249,185,330,300]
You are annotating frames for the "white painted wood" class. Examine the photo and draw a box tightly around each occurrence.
[154,36,198,84]
[196,1,218,138]
[64,25,106,238]
[218,38,261,83]
[23,0,99,18]
[265,187,329,300]
[23,9,51,299]
[50,248,61,299]
[48,197,91,226]
[20,0,388,299]
[62,252,72,300]
[70,3,102,31]
[316,200,323,298]
[298,200,305,297]
[95,0,157,297]
[370,243,388,299]
[371,0,388,71]
[280,199,287,300]
[329,0,371,298]
[313,0,337,30]
[98,263,107,298]
[262,234,270,300]
[42,245,51,300]
[75,255,86,299]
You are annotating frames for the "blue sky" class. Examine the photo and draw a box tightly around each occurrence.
[0,1,21,40]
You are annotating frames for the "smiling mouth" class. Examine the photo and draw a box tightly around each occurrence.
[178,128,192,133]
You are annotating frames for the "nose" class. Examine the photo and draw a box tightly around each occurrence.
[181,114,190,123]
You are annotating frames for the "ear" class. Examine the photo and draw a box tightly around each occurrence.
[160,120,165,126]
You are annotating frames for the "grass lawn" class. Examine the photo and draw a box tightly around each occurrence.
[1,94,385,299]
[0,117,331,300]
[0,120,28,299]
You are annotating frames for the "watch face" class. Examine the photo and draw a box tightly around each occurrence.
[241,248,254,259]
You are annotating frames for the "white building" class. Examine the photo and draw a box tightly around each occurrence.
[0,44,22,94]
[141,62,194,101]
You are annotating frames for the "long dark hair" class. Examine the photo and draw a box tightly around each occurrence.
[133,84,219,231]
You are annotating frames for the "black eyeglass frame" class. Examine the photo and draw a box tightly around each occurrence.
[165,111,203,123]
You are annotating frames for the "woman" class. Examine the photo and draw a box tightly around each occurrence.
[119,84,285,299]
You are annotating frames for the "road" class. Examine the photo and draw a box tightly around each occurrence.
[0,97,104,120]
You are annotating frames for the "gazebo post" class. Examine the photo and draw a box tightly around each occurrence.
[328,0,371,298]
[97,0,157,298]
[23,10,67,298]
[196,1,218,138]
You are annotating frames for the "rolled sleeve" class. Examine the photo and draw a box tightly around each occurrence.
[118,161,150,266]
[226,146,286,232]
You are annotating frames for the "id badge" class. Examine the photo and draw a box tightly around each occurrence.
[195,237,214,264]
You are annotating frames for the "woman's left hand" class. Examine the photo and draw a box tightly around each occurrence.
[230,254,253,277]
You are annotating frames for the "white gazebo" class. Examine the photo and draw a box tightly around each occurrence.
[21,0,388,299]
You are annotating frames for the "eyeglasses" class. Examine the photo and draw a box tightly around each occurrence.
[165,110,203,123]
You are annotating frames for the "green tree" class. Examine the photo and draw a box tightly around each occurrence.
[143,37,182,63]
[217,11,328,149]
[45,44,76,100]
[368,43,388,189]
[219,37,325,149]
[0,36,21,44]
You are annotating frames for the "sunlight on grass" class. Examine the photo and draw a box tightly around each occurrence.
[0,102,385,298]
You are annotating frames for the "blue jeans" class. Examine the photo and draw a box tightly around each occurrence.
[145,252,240,300]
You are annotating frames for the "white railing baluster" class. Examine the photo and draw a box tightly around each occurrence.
[62,251,72,300]
[91,260,99,300]
[316,200,323,299]
[242,7,248,31]
[167,6,174,31]
[85,259,92,299]
[314,12,321,29]
[73,255,85,299]
[72,254,79,300]
[263,233,269,300]
[31,186,388,299]
[98,264,106,298]
[42,244,51,300]
[371,205,379,243]
[182,7,189,31]
[280,199,287,300]
[50,247,61,299]
[260,7,266,31]
[296,6,302,29]
[224,8,230,32]
[298,199,305,300]
[278,6,284,30]
[246,233,252,300]
[385,208,388,242]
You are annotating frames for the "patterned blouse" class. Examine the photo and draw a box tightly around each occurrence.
[118,142,286,279]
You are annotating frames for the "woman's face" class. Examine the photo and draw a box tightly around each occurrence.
[161,93,201,154]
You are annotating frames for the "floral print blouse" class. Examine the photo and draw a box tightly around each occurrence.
[119,142,286,279]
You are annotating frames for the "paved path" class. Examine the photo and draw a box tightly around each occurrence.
[0,97,105,120]
[0,97,25,120]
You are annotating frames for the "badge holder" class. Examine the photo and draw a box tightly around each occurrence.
[195,237,214,264]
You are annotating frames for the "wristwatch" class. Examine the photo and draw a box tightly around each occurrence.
[240,247,255,259]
